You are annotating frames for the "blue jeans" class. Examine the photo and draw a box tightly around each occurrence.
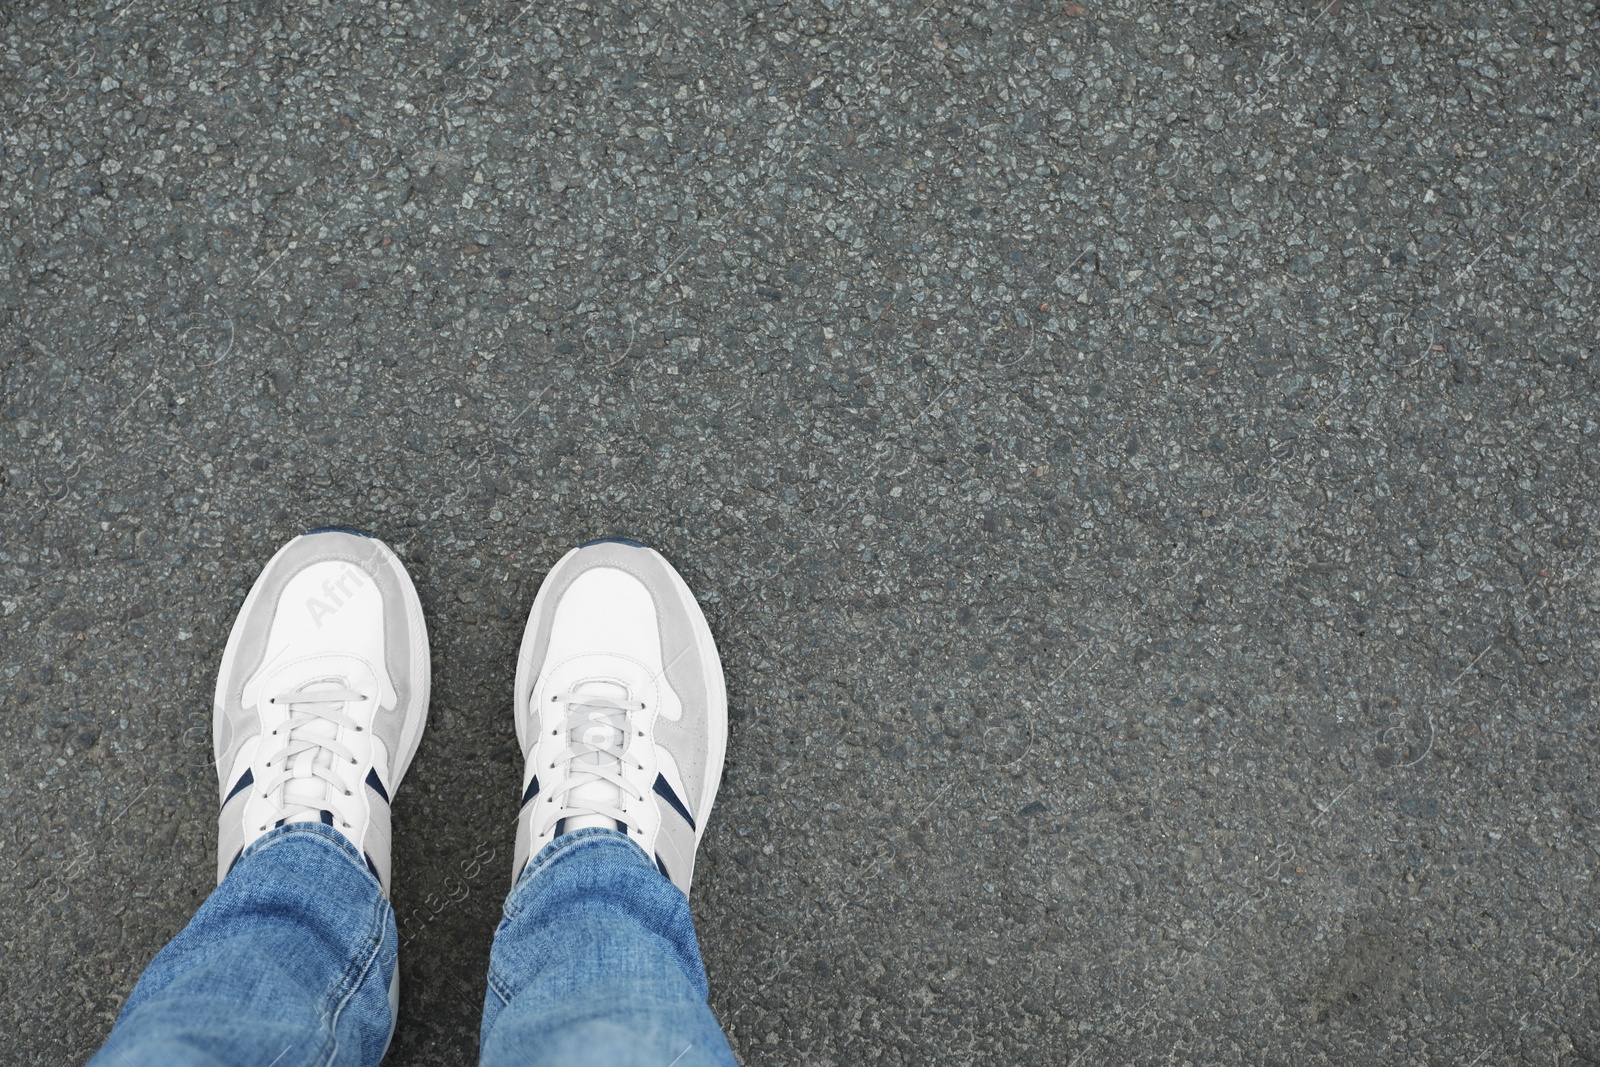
[90,826,737,1067]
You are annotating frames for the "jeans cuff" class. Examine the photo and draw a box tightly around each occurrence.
[505,828,651,918]
[235,822,378,888]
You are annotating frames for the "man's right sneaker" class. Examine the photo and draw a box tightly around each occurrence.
[511,538,728,895]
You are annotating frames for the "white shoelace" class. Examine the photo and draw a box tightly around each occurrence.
[257,682,368,831]
[535,688,647,836]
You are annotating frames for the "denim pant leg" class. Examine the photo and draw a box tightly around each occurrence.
[89,825,397,1067]
[479,828,737,1067]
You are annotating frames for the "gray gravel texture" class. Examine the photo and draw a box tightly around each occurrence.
[2,0,1599,1064]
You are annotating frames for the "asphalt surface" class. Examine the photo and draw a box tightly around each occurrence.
[3,1,1598,1064]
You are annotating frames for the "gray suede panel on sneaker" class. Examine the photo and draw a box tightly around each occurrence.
[216,789,251,884]
[364,796,393,894]
[518,542,713,825]
[512,786,539,883]
[214,532,420,804]
[654,797,698,893]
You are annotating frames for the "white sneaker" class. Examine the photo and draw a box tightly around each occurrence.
[212,528,431,898]
[511,538,728,895]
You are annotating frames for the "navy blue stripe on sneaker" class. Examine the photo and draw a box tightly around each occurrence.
[365,853,382,882]
[319,809,334,826]
[364,767,390,803]
[616,821,627,835]
[223,768,254,806]
[521,775,540,806]
[655,854,671,882]
[652,774,696,830]
[553,817,567,838]
[225,847,244,877]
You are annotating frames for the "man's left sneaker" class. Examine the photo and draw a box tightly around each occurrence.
[211,528,431,897]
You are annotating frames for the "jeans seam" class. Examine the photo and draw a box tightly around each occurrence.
[313,867,390,1067]
[485,965,514,1008]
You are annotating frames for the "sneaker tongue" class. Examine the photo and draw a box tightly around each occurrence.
[562,683,628,832]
